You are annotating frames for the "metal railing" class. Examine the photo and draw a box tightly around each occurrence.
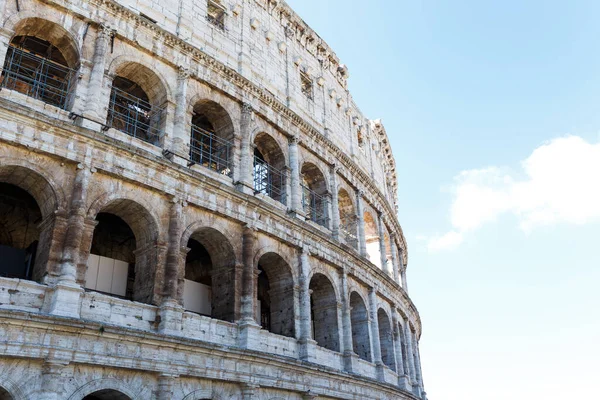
[189,125,233,176]
[339,212,358,249]
[254,156,286,205]
[0,45,77,110]
[302,185,330,228]
[206,14,226,31]
[106,86,165,145]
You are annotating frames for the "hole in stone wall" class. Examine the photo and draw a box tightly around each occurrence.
[309,273,340,352]
[350,292,371,362]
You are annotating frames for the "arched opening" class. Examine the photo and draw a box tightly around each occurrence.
[309,273,339,352]
[1,19,79,110]
[189,100,234,176]
[0,166,58,283]
[253,133,286,204]
[256,252,295,337]
[83,389,132,400]
[106,63,168,145]
[183,227,236,322]
[85,199,159,304]
[364,211,381,268]
[301,163,329,228]
[350,292,371,362]
[378,309,396,371]
[0,385,13,400]
[338,188,357,249]
[383,231,393,276]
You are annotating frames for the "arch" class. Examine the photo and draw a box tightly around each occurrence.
[338,188,357,249]
[0,386,13,400]
[1,17,80,109]
[85,198,160,304]
[82,390,131,400]
[183,226,237,322]
[67,378,141,400]
[0,164,60,219]
[0,165,61,283]
[181,389,213,400]
[0,375,25,400]
[256,251,295,337]
[377,308,396,371]
[105,59,170,145]
[301,162,329,227]
[349,291,371,362]
[188,99,235,176]
[253,132,287,204]
[363,210,381,268]
[309,273,340,352]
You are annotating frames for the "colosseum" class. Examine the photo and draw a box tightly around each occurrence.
[0,0,427,399]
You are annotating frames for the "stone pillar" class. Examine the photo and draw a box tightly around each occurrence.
[239,225,260,348]
[37,360,67,400]
[356,190,367,257]
[393,310,410,390]
[404,320,417,391]
[156,374,178,400]
[159,198,185,335]
[241,383,259,399]
[390,235,400,283]
[82,25,114,121]
[170,67,190,157]
[288,136,305,219]
[298,245,317,361]
[284,166,292,209]
[0,28,11,76]
[377,213,390,274]
[76,217,99,285]
[368,288,384,380]
[340,268,356,372]
[49,165,93,318]
[401,267,409,293]
[413,333,425,397]
[237,103,254,194]
[330,166,340,239]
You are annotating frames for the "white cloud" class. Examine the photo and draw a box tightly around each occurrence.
[429,136,600,252]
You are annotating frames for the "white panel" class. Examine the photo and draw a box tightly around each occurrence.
[184,280,212,315]
[84,254,100,290]
[96,256,114,294]
[111,260,129,297]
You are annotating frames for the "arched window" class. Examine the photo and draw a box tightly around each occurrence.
[183,227,236,322]
[189,100,234,176]
[106,63,168,145]
[0,384,14,400]
[256,252,295,337]
[83,389,132,400]
[338,188,358,249]
[253,133,286,204]
[301,163,330,228]
[350,292,371,362]
[378,309,396,371]
[363,211,382,268]
[309,273,340,352]
[1,20,79,109]
[85,199,159,305]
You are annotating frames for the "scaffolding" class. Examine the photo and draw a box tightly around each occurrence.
[254,156,286,205]
[339,212,359,249]
[189,125,233,176]
[302,185,330,228]
[106,86,165,145]
[0,44,77,110]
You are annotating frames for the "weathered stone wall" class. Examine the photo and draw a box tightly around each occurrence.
[0,0,426,398]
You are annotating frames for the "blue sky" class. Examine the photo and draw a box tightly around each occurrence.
[286,1,600,398]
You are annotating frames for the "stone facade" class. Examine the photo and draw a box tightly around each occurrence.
[0,0,427,399]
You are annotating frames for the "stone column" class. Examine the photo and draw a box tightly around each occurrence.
[37,360,67,400]
[241,383,259,399]
[170,67,190,157]
[368,288,384,380]
[393,310,410,390]
[236,103,254,194]
[390,235,400,283]
[356,190,367,257]
[159,198,185,334]
[49,165,93,318]
[377,213,390,274]
[340,268,356,372]
[0,28,11,76]
[401,267,409,293]
[413,333,425,397]
[82,25,114,121]
[156,374,178,400]
[298,245,316,361]
[404,320,417,390]
[240,225,257,323]
[330,166,340,239]
[284,166,292,209]
[288,136,304,219]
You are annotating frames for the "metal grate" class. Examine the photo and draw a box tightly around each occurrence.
[254,156,286,205]
[302,185,329,228]
[106,86,165,145]
[189,124,233,176]
[339,212,358,249]
[0,45,77,110]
